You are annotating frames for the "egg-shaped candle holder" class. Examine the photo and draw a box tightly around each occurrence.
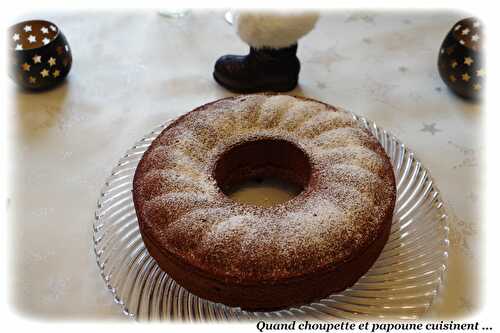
[437,17,484,101]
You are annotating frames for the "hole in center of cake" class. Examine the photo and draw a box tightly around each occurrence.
[213,139,311,207]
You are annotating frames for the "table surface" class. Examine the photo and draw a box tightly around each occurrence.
[8,10,481,320]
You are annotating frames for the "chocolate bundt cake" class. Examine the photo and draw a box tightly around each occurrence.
[132,94,396,311]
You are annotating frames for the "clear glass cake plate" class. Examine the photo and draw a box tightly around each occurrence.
[92,111,449,321]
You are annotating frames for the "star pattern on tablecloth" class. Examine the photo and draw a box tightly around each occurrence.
[448,140,479,169]
[316,81,327,89]
[467,192,479,203]
[363,76,400,108]
[420,123,442,135]
[306,46,350,69]
[398,66,408,73]
[345,12,376,24]
[459,297,474,312]
[449,215,478,258]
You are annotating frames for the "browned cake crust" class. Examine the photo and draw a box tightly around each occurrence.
[133,94,396,310]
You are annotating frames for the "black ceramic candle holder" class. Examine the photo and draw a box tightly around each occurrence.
[437,17,484,101]
[8,19,72,90]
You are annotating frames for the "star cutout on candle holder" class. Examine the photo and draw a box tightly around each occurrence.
[27,35,36,43]
[15,44,23,51]
[473,83,481,91]
[464,57,474,66]
[473,21,480,28]
[52,69,61,78]
[50,25,57,31]
[451,60,458,68]
[462,73,471,82]
[40,68,49,78]
[33,54,42,63]
[12,33,20,41]
[23,25,32,32]
[449,75,457,82]
[476,68,485,77]
[454,24,461,31]
[420,123,442,135]
[471,34,480,42]
[41,26,49,34]
[42,37,50,45]
[21,63,31,71]
[29,76,36,84]
[48,57,56,66]
[461,28,470,35]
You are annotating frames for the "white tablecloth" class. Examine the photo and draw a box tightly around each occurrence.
[8,10,481,320]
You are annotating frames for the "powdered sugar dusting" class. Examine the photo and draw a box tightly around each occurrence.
[134,94,396,281]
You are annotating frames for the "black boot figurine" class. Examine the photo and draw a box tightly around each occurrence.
[213,44,300,93]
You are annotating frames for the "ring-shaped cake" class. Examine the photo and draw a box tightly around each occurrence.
[133,94,396,310]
